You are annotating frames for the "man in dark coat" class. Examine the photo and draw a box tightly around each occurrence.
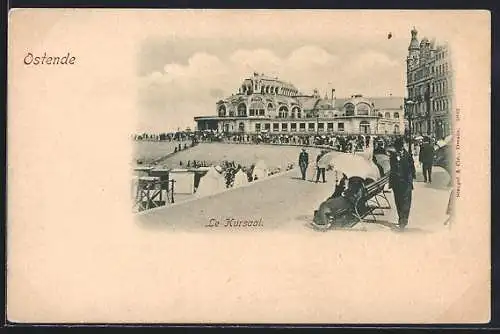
[389,137,416,229]
[419,137,435,183]
[298,148,309,180]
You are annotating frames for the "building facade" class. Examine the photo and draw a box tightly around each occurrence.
[406,27,454,139]
[195,72,404,136]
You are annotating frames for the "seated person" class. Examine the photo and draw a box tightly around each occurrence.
[343,177,365,201]
[313,176,368,228]
[343,176,370,215]
[331,173,348,198]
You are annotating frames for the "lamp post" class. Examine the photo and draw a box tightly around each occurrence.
[405,99,415,152]
[316,113,319,135]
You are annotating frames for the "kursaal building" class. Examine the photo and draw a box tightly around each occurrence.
[195,72,404,136]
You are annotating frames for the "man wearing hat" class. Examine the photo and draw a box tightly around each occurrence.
[389,137,416,230]
[298,148,309,180]
[315,150,328,183]
[419,136,435,183]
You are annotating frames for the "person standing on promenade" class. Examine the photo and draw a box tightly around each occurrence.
[389,137,416,230]
[298,148,309,180]
[315,150,327,183]
[419,137,435,183]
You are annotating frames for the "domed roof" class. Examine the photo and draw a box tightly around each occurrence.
[408,27,420,51]
[344,95,372,107]
[409,38,420,50]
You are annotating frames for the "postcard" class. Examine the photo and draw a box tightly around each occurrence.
[7,9,490,324]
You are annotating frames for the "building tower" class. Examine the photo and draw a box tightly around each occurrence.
[406,27,420,138]
[407,26,420,71]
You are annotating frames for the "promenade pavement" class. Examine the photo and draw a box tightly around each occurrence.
[136,156,452,234]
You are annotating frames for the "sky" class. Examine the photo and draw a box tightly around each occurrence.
[135,11,464,133]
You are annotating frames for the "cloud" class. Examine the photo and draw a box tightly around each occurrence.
[287,45,338,68]
[347,50,400,74]
[229,48,281,70]
[137,45,404,132]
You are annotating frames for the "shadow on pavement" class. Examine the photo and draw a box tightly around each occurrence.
[423,170,452,190]
[365,219,433,234]
[303,222,370,232]
[299,215,435,234]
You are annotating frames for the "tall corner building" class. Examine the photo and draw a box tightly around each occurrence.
[406,27,454,139]
[194,72,404,136]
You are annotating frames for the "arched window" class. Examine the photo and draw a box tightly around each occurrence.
[218,105,226,117]
[394,124,400,134]
[393,112,400,119]
[278,106,289,118]
[385,112,391,118]
[356,103,370,116]
[359,120,371,134]
[249,102,265,117]
[238,122,245,132]
[345,103,355,116]
[237,103,247,116]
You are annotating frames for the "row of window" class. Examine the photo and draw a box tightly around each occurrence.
[219,102,402,119]
[255,122,342,132]
[249,109,266,116]
[220,109,401,119]
[433,79,450,95]
[408,79,449,99]
[435,63,449,76]
[409,62,450,83]
[220,111,401,119]
[434,99,450,112]
[251,122,400,134]
[436,50,448,60]
[241,85,297,96]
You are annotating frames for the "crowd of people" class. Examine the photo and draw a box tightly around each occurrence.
[132,132,193,142]
[133,129,408,155]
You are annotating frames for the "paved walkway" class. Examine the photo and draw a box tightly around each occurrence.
[136,161,452,234]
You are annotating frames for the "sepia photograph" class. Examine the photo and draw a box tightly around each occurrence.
[133,24,455,234]
[7,9,490,324]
